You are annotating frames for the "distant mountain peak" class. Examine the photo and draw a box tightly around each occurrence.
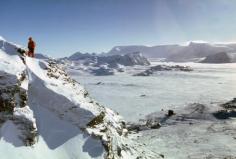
[187,40,209,45]
[0,36,5,41]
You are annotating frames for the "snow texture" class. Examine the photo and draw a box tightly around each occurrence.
[0,37,160,159]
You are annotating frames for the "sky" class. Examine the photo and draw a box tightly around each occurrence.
[1,0,236,57]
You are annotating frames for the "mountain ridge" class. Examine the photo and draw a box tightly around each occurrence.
[0,37,160,159]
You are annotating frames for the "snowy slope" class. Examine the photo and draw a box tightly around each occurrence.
[0,38,37,146]
[0,37,161,159]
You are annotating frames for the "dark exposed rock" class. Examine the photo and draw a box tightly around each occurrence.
[83,91,89,97]
[91,67,115,76]
[167,110,175,117]
[134,70,153,76]
[146,119,161,129]
[127,118,161,133]
[0,72,18,113]
[130,103,216,132]
[140,94,146,97]
[19,90,27,107]
[134,65,193,76]
[213,98,236,120]
[221,98,236,110]
[96,82,103,85]
[16,48,26,56]
[159,154,165,158]
[87,112,105,128]
[0,71,38,146]
[13,115,38,146]
[213,110,236,120]
[127,124,142,132]
[117,146,122,157]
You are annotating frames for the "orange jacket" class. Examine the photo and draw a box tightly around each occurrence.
[28,40,36,49]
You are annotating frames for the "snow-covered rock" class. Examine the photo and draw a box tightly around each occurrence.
[96,52,150,68]
[200,52,231,63]
[66,52,97,61]
[34,53,50,60]
[60,52,150,75]
[135,101,236,158]
[0,37,161,159]
[134,65,193,76]
[91,65,115,76]
[0,39,37,146]
[65,52,150,67]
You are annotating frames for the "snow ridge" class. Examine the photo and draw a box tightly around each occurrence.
[0,37,161,159]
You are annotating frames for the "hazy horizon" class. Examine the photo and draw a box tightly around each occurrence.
[1,0,236,57]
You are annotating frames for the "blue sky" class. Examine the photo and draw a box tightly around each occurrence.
[1,0,236,57]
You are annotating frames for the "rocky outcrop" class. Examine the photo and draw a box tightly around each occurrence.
[25,54,160,158]
[200,52,231,63]
[213,98,236,119]
[130,99,236,134]
[0,71,37,146]
[135,101,236,159]
[91,66,115,76]
[0,37,162,158]
[134,65,193,76]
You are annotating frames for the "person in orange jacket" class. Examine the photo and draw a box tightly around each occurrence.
[28,37,36,57]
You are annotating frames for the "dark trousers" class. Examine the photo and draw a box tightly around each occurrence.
[28,48,35,57]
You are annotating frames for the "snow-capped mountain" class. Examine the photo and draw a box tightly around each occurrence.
[106,42,236,62]
[60,52,150,76]
[107,45,183,59]
[64,52,150,67]
[0,37,161,159]
[34,53,50,60]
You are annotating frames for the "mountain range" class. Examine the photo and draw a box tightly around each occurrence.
[106,42,236,62]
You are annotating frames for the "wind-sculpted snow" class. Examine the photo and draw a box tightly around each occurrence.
[0,37,161,159]
[134,102,236,158]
